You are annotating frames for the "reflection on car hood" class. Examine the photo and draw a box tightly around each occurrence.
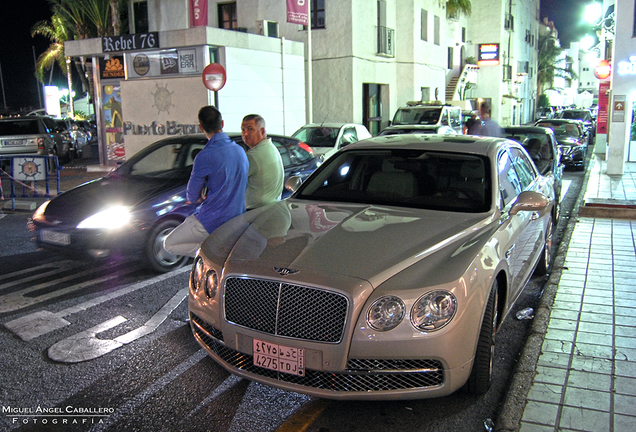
[554,137,580,146]
[42,174,185,224]
[202,200,495,285]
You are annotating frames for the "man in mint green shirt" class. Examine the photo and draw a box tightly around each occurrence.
[241,114,285,209]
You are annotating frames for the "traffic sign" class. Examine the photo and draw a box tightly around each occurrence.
[202,63,227,91]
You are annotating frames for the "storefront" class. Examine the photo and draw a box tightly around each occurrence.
[65,28,306,165]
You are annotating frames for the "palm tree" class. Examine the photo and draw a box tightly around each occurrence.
[31,13,76,115]
[537,34,577,97]
[446,0,472,18]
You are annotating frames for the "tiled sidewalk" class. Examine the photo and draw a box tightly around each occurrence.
[518,158,636,431]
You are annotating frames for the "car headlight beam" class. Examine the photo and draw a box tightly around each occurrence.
[76,206,132,230]
[410,291,457,332]
[367,296,405,331]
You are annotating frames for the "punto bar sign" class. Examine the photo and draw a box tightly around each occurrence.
[102,33,159,53]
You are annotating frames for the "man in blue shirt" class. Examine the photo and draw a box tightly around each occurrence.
[164,106,249,257]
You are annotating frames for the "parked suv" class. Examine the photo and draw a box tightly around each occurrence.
[0,116,73,163]
[385,102,463,134]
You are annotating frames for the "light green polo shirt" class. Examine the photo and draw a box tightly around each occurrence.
[245,138,285,209]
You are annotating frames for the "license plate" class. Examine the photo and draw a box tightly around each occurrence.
[253,339,305,376]
[2,139,24,147]
[40,230,71,246]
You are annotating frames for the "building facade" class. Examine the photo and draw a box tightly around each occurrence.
[67,0,545,162]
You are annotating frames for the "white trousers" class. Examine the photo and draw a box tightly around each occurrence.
[163,214,209,257]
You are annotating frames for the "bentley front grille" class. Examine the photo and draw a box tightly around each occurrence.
[224,277,348,343]
[190,313,445,393]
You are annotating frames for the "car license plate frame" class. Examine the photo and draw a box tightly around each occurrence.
[40,230,71,246]
[253,338,305,376]
[2,139,24,147]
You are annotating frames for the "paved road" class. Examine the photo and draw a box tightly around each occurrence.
[0,168,585,432]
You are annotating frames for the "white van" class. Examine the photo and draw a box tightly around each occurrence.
[386,102,463,134]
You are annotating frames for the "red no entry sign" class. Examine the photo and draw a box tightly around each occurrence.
[202,63,227,91]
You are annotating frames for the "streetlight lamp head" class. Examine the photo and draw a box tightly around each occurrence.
[584,3,602,24]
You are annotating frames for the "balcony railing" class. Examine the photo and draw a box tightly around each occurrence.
[377,26,395,57]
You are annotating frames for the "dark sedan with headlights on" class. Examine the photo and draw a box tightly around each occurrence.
[29,133,318,273]
[189,134,555,400]
[535,119,588,171]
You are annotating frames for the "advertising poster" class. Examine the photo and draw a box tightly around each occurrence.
[597,81,610,134]
[103,85,125,162]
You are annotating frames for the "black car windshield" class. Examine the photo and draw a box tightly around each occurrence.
[503,131,554,175]
[392,107,442,126]
[292,127,338,148]
[560,110,590,121]
[295,149,491,213]
[118,141,206,179]
[552,125,581,138]
[0,119,40,135]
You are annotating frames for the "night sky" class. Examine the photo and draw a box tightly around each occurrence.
[1,0,599,113]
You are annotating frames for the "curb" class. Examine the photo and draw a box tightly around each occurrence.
[495,157,594,431]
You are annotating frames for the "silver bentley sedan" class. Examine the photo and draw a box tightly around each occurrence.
[188,134,554,400]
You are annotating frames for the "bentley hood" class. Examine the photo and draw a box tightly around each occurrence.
[201,200,495,284]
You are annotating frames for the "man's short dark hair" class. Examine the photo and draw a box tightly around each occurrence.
[198,106,223,133]
[242,114,266,129]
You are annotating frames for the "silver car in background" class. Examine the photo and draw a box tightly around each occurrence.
[189,135,554,400]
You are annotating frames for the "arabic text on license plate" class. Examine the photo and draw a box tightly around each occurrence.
[41,230,71,246]
[253,339,305,376]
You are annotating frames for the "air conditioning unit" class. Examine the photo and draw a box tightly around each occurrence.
[258,20,279,38]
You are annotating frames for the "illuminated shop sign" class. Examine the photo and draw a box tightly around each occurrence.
[618,56,636,75]
[478,44,500,66]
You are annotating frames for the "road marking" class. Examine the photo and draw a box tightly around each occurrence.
[47,288,188,363]
[87,350,208,432]
[561,179,572,200]
[4,267,190,341]
[0,263,142,313]
[0,260,76,289]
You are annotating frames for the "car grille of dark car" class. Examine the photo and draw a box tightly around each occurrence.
[190,313,444,392]
[224,277,348,343]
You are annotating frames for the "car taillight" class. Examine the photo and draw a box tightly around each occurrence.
[298,141,314,155]
[38,137,45,150]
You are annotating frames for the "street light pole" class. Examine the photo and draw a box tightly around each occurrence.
[0,60,7,110]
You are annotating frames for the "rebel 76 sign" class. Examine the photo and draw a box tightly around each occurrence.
[102,33,159,53]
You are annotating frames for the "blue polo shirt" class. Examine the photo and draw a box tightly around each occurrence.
[187,132,249,233]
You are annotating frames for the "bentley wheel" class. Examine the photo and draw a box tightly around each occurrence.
[466,281,498,395]
[142,219,188,273]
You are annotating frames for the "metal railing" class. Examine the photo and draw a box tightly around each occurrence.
[0,155,61,211]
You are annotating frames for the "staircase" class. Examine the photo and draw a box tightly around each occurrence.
[446,76,460,101]
[445,64,479,102]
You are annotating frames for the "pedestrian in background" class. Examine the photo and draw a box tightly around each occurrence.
[164,105,248,257]
[468,103,503,137]
[241,114,285,210]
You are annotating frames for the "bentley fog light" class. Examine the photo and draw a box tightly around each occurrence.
[411,291,457,331]
[77,206,131,230]
[367,296,405,331]
[204,269,219,299]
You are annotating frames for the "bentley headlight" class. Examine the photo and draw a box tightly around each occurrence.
[191,257,205,293]
[367,296,405,331]
[76,206,131,229]
[410,291,457,331]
